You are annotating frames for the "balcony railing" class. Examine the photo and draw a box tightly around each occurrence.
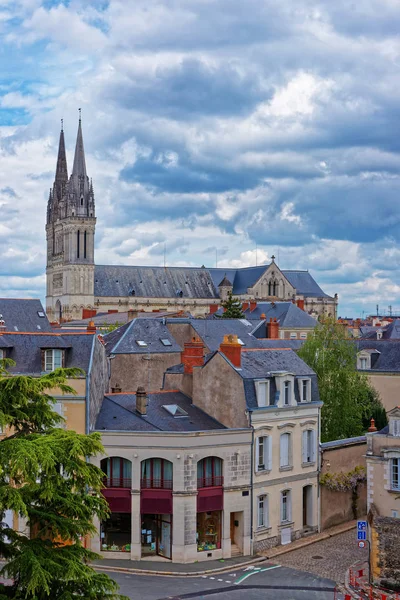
[197,475,223,489]
[102,477,131,489]
[141,478,173,490]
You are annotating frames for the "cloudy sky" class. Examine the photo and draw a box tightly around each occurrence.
[1,0,400,317]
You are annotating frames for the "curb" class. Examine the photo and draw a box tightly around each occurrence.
[262,522,357,560]
[93,555,267,577]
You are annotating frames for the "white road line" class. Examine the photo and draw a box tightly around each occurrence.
[218,578,223,581]
[225,581,231,583]
[201,575,207,578]
[234,564,282,585]
[209,576,215,580]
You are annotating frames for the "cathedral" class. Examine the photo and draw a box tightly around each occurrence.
[46,118,338,322]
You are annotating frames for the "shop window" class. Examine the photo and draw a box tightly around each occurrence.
[141,514,172,559]
[101,457,132,488]
[141,458,173,489]
[101,513,131,552]
[196,511,221,552]
[197,457,223,488]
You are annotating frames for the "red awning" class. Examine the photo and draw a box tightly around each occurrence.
[197,487,223,513]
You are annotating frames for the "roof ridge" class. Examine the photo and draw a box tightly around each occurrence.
[241,347,292,352]
[107,389,181,395]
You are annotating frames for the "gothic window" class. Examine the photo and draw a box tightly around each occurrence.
[77,230,80,259]
[273,281,277,296]
[80,197,83,206]
[268,281,272,296]
[84,231,87,259]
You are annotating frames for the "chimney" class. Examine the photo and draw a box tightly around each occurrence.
[0,316,6,331]
[136,386,148,416]
[219,334,241,368]
[368,418,377,432]
[108,309,118,314]
[267,317,279,339]
[82,308,97,320]
[87,320,96,332]
[242,302,249,312]
[127,309,136,322]
[181,337,204,374]
[209,304,219,315]
[296,299,305,311]
[260,313,266,320]
[249,300,257,312]
[111,384,122,393]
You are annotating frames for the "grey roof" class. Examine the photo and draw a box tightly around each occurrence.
[218,275,233,287]
[381,320,400,340]
[356,340,400,372]
[103,318,181,355]
[63,310,189,329]
[0,299,52,332]
[94,264,331,300]
[252,338,305,350]
[1,333,94,375]
[189,318,267,352]
[95,391,226,432]
[243,302,317,328]
[94,265,218,299]
[321,436,366,449]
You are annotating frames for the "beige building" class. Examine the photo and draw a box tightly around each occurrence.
[356,341,400,412]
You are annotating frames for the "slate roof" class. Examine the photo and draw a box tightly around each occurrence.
[0,299,52,332]
[243,302,317,328]
[94,265,218,299]
[0,333,94,375]
[103,318,181,355]
[189,318,267,351]
[95,391,225,432]
[94,264,332,300]
[63,310,191,329]
[356,340,400,372]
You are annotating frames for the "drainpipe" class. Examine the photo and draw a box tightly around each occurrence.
[317,404,321,533]
[248,410,255,556]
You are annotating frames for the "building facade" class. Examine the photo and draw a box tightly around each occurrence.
[46,121,338,322]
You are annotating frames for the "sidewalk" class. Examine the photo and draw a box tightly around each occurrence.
[93,520,358,576]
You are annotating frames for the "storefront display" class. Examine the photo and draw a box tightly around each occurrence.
[196,511,221,552]
[141,514,172,559]
[101,513,131,552]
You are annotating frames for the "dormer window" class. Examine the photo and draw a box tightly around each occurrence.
[392,419,400,437]
[360,357,367,370]
[44,349,63,372]
[255,380,270,407]
[299,378,311,402]
[283,381,291,406]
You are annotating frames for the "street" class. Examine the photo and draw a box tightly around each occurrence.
[105,563,336,599]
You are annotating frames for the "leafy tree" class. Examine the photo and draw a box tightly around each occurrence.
[218,292,244,319]
[298,317,386,442]
[0,362,127,600]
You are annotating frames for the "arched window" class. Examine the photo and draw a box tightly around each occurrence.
[77,230,80,258]
[197,457,223,488]
[141,458,173,489]
[101,457,132,488]
[268,281,272,296]
[84,230,87,259]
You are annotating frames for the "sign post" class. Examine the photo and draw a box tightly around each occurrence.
[357,520,371,584]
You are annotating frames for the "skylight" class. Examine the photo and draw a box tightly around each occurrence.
[160,338,172,346]
[136,340,148,347]
[162,404,188,417]
[239,319,252,327]
[237,338,245,346]
[37,311,45,318]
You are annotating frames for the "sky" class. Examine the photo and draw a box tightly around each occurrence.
[0,0,400,318]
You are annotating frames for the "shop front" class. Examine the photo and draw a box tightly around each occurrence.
[141,514,172,559]
[100,457,132,553]
[196,457,223,554]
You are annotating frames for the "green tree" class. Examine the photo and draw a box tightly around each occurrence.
[0,362,127,599]
[298,317,385,442]
[218,292,244,318]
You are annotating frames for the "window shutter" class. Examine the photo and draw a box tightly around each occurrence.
[280,434,289,467]
[302,430,308,463]
[267,436,272,470]
[256,438,260,470]
[311,430,316,462]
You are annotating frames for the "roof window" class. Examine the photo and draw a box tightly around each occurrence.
[162,404,188,417]
[37,311,45,318]
[36,325,41,330]
[14,326,18,332]
[136,340,148,347]
[237,338,245,346]
[160,338,172,346]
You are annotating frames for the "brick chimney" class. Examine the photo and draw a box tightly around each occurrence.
[242,302,249,312]
[219,334,241,368]
[136,386,148,416]
[111,384,122,393]
[296,299,305,311]
[82,308,97,320]
[260,313,266,320]
[181,337,204,373]
[209,304,219,315]
[87,320,96,332]
[368,418,377,432]
[267,317,279,339]
[127,309,136,322]
[249,300,257,312]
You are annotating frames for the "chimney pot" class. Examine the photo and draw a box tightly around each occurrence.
[260,313,266,320]
[111,384,122,393]
[136,386,148,416]
[209,304,219,315]
[87,320,96,332]
[219,334,242,368]
[242,302,249,312]
[181,337,204,373]
[249,300,257,312]
[368,418,377,432]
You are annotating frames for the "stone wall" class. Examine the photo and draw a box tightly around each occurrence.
[373,515,400,586]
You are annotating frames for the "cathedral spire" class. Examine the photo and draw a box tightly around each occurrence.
[71,108,87,181]
[54,120,68,201]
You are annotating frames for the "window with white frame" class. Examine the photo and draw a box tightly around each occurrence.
[302,429,316,464]
[44,349,63,372]
[283,381,291,406]
[391,458,400,490]
[392,419,400,437]
[290,332,297,339]
[359,357,367,370]
[257,495,269,528]
[300,332,307,339]
[281,489,291,522]
[255,380,270,407]
[299,379,311,402]
[280,432,291,468]
[256,436,272,472]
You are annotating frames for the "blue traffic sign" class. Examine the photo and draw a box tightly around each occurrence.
[357,520,367,531]
[357,531,367,541]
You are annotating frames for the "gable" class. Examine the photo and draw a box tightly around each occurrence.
[247,263,295,298]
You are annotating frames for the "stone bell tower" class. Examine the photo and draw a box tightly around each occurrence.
[46,111,96,322]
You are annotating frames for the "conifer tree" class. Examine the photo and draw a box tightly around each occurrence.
[0,363,127,599]
[298,317,386,442]
[219,292,245,318]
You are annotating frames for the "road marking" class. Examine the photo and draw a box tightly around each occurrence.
[209,576,215,580]
[234,564,281,585]
[201,575,207,578]
[217,578,223,581]
[225,580,231,583]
